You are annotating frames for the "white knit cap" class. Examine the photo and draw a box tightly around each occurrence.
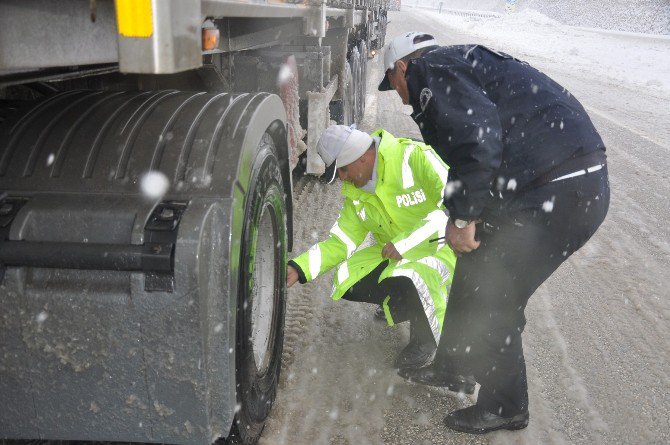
[317,125,374,168]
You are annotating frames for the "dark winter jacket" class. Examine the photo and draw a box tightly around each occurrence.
[406,44,606,220]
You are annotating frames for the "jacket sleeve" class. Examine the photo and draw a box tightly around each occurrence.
[406,54,503,219]
[290,199,369,282]
[391,146,450,259]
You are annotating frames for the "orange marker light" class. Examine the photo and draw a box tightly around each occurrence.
[202,27,220,51]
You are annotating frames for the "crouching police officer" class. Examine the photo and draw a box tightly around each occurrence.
[287,125,464,377]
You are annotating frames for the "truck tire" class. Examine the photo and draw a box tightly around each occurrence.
[329,61,355,126]
[228,133,287,444]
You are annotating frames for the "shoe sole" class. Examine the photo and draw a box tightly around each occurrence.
[400,373,476,395]
[445,419,529,434]
[394,350,436,370]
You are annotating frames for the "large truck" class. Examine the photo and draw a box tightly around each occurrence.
[0,1,387,443]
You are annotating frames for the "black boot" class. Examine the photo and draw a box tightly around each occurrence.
[444,405,529,434]
[397,365,476,395]
[393,319,436,369]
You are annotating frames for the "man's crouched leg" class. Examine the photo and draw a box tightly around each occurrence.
[393,311,438,369]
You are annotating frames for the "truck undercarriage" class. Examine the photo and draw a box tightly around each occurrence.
[0,0,387,443]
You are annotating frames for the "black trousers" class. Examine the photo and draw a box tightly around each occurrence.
[342,261,433,343]
[435,166,610,417]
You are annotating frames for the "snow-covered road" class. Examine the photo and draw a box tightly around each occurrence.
[260,9,670,445]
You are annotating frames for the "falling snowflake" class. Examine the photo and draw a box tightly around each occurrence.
[36,311,48,323]
[140,171,170,199]
[46,154,55,167]
[277,64,293,86]
[445,180,462,198]
[507,179,517,191]
[542,197,555,213]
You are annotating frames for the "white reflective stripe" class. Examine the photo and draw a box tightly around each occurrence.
[330,222,357,258]
[308,244,321,279]
[435,211,447,240]
[402,144,416,189]
[424,149,449,189]
[417,257,450,285]
[425,151,450,205]
[358,208,366,220]
[392,268,440,344]
[337,262,349,283]
[394,210,449,254]
[550,164,603,183]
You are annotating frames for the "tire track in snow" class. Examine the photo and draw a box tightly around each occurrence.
[534,289,609,440]
[584,105,669,151]
[279,176,343,375]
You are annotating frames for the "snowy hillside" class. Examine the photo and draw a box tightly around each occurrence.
[407,0,670,34]
[412,8,670,98]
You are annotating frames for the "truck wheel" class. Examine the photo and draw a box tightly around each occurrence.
[329,61,355,125]
[229,133,287,444]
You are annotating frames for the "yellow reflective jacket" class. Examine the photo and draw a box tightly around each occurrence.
[291,129,457,342]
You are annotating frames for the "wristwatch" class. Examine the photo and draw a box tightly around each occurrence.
[453,218,471,229]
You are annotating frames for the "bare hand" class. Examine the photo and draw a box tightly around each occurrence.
[287,265,299,288]
[382,242,403,261]
[446,221,481,255]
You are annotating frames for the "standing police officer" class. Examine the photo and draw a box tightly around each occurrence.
[379,32,610,433]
